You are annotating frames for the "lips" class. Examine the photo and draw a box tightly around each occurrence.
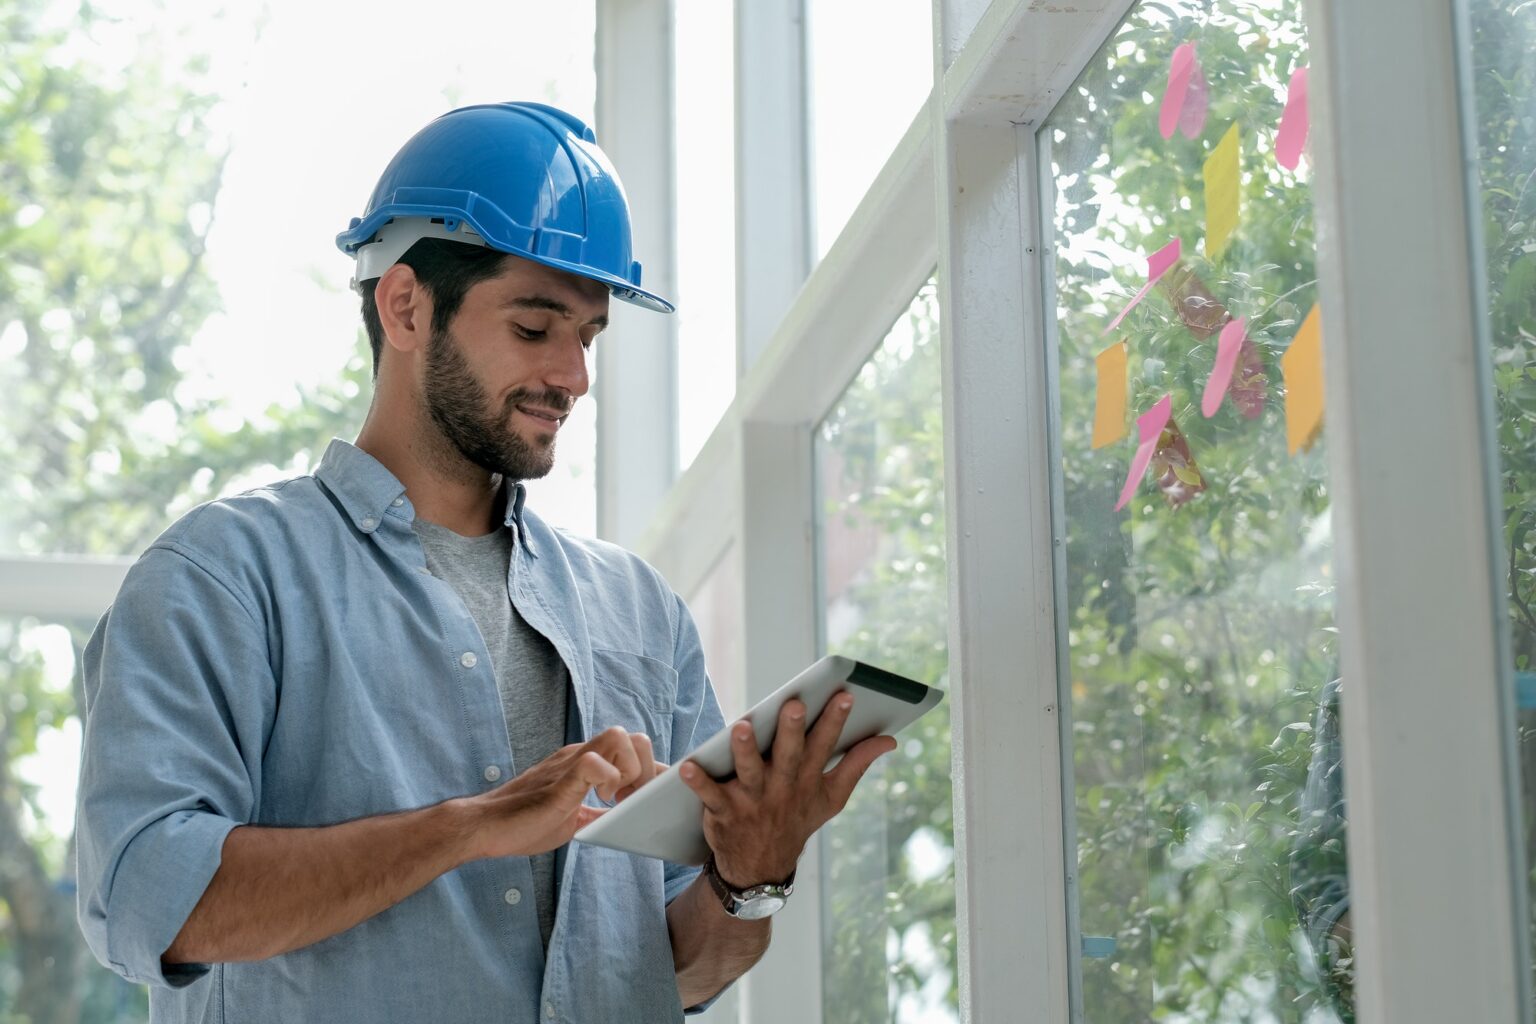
[514,404,566,427]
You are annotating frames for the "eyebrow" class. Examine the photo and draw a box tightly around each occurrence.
[501,295,609,329]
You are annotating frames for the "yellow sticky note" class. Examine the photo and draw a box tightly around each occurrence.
[1282,304,1324,454]
[1203,123,1241,262]
[1092,342,1129,449]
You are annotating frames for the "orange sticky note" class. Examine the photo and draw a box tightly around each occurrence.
[1203,124,1241,262]
[1092,342,1129,449]
[1282,304,1324,453]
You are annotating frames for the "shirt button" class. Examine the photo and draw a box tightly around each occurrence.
[418,565,431,575]
[460,651,478,668]
[545,1003,556,1020]
[504,887,522,906]
[483,764,502,782]
[361,515,377,530]
[391,497,404,507]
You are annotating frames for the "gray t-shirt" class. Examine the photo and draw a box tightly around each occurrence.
[413,516,570,950]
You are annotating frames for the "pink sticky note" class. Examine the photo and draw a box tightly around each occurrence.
[1276,66,1310,170]
[1160,43,1200,141]
[1105,239,1182,334]
[1115,395,1173,512]
[1202,317,1247,417]
[1180,63,1209,139]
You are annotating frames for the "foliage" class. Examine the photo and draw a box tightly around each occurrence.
[817,284,955,1023]
[0,1,371,1019]
[1048,2,1342,1021]
[1471,0,1536,991]
[811,2,1536,1023]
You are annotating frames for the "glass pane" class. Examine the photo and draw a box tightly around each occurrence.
[0,613,147,1020]
[0,0,598,559]
[0,1,596,1016]
[1463,0,1536,996]
[815,281,956,1023]
[806,0,931,260]
[687,543,746,722]
[674,0,738,472]
[1040,3,1352,1021]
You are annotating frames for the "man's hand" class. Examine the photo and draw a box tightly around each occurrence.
[461,727,663,861]
[678,692,896,886]
[162,726,662,966]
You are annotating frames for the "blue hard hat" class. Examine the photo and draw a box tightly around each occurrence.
[337,101,673,314]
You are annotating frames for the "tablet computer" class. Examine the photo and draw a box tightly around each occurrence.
[573,655,944,864]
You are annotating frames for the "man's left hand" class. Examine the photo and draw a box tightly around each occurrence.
[678,692,896,887]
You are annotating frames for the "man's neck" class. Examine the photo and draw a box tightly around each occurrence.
[355,410,505,538]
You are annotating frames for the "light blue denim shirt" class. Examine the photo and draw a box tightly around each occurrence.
[75,439,727,1023]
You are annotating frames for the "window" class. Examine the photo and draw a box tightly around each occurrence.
[1040,2,1351,1019]
[0,2,597,1015]
[815,281,956,1022]
[1464,0,1536,994]
[806,0,932,259]
[687,543,746,722]
[673,0,738,472]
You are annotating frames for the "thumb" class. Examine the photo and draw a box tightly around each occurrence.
[824,735,897,807]
[574,804,608,830]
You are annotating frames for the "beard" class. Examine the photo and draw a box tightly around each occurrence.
[421,325,571,481]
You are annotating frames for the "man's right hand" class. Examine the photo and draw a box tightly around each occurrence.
[457,726,663,860]
[164,726,665,966]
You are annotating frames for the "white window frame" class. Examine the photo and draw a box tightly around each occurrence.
[629,0,1534,1021]
[10,0,1531,1020]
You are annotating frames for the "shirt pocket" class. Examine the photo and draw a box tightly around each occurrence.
[588,649,677,764]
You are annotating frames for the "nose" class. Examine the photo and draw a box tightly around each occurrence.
[544,332,591,400]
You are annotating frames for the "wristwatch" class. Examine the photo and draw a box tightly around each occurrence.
[704,855,796,920]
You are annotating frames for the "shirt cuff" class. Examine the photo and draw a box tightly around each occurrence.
[103,809,240,988]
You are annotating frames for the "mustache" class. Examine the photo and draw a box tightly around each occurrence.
[503,387,575,417]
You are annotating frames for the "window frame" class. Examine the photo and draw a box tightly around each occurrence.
[630,0,1534,1022]
[15,0,1531,1020]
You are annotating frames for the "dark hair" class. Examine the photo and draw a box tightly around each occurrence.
[359,237,514,377]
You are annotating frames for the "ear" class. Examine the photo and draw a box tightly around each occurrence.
[374,263,432,358]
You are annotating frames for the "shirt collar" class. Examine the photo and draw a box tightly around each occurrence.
[313,439,536,555]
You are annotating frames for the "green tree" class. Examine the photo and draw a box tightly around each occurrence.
[0,2,370,1019]
[1469,0,1536,993]
[811,2,1536,1022]
[818,284,954,1023]
[1045,3,1337,1018]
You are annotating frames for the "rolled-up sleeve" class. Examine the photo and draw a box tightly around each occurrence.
[75,541,273,987]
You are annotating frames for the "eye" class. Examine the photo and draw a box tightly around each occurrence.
[512,323,546,341]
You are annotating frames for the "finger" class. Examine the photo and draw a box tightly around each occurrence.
[678,759,729,814]
[824,734,897,809]
[630,733,656,785]
[588,726,643,800]
[573,749,624,803]
[770,698,807,781]
[805,690,855,773]
[730,720,766,793]
[574,804,608,830]
[612,739,661,802]
[615,759,672,800]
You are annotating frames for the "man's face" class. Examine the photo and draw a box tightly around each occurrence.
[421,257,609,481]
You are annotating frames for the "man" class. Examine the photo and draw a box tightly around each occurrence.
[75,101,895,1022]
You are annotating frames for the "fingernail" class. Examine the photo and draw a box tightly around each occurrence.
[680,764,694,779]
[735,726,751,741]
[839,697,853,710]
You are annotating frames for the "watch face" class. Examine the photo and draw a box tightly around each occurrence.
[734,894,787,921]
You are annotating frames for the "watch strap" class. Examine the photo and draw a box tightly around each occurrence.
[704,855,796,911]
